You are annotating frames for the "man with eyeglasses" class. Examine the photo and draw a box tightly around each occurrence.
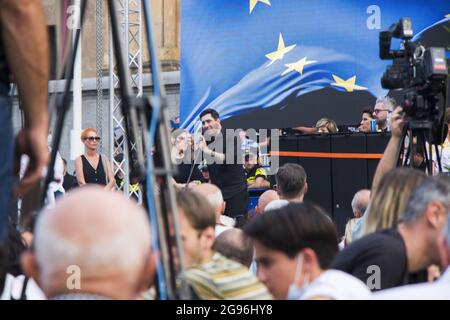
[372,96,396,132]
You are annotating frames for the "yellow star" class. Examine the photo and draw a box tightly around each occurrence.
[249,0,271,14]
[330,75,367,92]
[282,57,317,76]
[446,14,450,18]
[265,33,296,66]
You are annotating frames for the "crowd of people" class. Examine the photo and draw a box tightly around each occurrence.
[2,0,450,301]
[1,101,450,300]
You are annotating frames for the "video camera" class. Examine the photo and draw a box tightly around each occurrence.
[379,17,447,125]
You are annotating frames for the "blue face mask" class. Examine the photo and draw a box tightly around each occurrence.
[286,253,310,300]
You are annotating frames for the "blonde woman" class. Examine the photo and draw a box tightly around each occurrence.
[75,128,116,190]
[293,118,338,134]
[360,167,425,237]
[315,118,338,133]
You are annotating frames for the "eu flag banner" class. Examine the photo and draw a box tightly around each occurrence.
[180,0,449,130]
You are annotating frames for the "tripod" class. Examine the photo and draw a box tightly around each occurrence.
[33,0,186,300]
[396,120,442,174]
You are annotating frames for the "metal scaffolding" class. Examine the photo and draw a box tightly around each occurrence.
[108,0,143,202]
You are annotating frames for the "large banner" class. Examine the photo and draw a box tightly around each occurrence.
[180,1,449,130]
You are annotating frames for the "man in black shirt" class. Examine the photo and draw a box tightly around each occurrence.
[331,176,450,290]
[199,109,248,218]
[62,158,78,192]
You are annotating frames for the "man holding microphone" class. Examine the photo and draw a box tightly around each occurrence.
[198,109,248,222]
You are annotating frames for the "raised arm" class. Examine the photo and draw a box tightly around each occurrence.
[75,156,86,186]
[1,0,50,195]
[104,158,117,190]
[371,106,406,195]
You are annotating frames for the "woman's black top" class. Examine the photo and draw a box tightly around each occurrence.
[81,155,106,185]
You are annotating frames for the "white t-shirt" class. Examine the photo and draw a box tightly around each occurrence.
[441,143,450,172]
[431,138,450,174]
[1,274,46,300]
[372,268,450,300]
[299,269,371,300]
[215,224,232,236]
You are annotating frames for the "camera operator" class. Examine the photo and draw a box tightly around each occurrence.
[198,109,248,219]
[378,17,448,174]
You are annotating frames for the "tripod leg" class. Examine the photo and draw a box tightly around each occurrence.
[426,131,433,174]
[434,144,443,174]
[397,128,408,167]
[419,131,431,174]
[403,129,412,167]
[41,0,88,207]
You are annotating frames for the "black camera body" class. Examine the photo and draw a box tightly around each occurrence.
[379,18,447,124]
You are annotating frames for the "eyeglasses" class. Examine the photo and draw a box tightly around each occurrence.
[373,109,391,114]
[84,136,101,142]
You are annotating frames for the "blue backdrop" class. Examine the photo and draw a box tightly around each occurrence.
[180,0,449,130]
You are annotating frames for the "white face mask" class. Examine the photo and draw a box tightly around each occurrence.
[286,253,310,300]
[47,134,53,147]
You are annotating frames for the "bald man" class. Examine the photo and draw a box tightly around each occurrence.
[344,189,371,246]
[192,183,234,235]
[351,189,370,218]
[214,228,254,268]
[255,190,279,215]
[21,186,155,300]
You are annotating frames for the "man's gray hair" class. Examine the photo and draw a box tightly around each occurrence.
[206,190,224,209]
[400,176,450,224]
[376,96,396,112]
[351,189,370,215]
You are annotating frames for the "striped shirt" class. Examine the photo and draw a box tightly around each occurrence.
[183,252,272,300]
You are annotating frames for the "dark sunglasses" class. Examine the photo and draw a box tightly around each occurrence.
[373,109,390,114]
[84,136,101,142]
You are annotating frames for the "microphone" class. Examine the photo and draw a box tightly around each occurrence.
[193,122,204,149]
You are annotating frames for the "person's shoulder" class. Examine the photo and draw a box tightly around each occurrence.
[333,229,404,265]
[372,281,450,300]
[301,270,371,300]
[184,266,213,282]
[206,253,247,272]
[353,228,403,248]
[205,253,272,300]
[373,228,405,248]
[321,269,370,288]
[183,265,224,300]
[204,253,259,283]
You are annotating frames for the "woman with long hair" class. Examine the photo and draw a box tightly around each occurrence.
[360,167,426,237]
